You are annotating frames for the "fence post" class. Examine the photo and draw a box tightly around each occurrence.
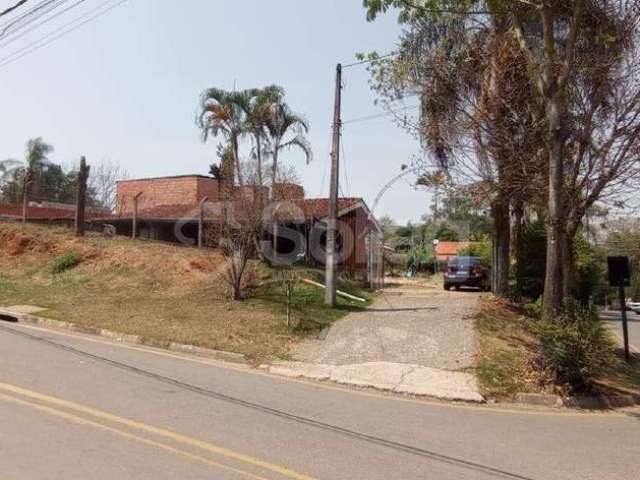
[132,192,142,239]
[75,156,90,237]
[198,196,208,248]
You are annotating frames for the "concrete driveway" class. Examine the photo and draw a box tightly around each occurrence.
[295,281,483,371]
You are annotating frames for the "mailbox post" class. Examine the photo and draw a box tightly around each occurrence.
[607,256,631,361]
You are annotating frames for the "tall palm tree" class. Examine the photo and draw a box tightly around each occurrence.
[241,85,284,187]
[197,88,248,188]
[263,101,312,198]
[261,100,312,262]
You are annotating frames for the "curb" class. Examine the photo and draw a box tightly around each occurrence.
[0,309,246,364]
[512,392,640,410]
[263,361,486,403]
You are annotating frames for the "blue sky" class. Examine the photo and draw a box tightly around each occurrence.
[0,0,431,224]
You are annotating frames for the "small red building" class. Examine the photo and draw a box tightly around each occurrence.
[107,175,383,284]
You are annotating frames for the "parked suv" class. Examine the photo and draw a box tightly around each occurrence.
[444,256,490,291]
[627,299,640,314]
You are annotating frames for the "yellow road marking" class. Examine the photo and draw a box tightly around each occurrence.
[9,324,635,418]
[0,392,269,480]
[0,382,317,480]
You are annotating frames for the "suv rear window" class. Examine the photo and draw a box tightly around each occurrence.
[448,256,481,267]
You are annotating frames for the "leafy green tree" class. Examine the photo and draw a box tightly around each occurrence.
[1,138,54,205]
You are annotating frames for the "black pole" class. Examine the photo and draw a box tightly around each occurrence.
[619,285,630,362]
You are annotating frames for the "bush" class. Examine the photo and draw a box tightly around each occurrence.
[536,301,616,392]
[50,251,81,274]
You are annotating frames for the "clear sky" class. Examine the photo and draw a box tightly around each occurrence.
[0,0,432,224]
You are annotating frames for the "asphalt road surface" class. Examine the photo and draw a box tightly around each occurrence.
[602,309,640,356]
[1,321,639,480]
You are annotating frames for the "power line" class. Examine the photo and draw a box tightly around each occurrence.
[0,0,61,35]
[342,104,421,125]
[343,51,398,68]
[0,0,87,50]
[0,0,128,69]
[340,134,351,196]
[0,0,29,19]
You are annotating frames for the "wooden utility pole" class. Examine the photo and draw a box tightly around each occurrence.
[325,63,342,307]
[132,192,142,239]
[75,156,90,237]
[21,169,31,225]
[198,196,208,249]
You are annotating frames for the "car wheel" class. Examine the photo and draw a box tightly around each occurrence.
[444,284,451,291]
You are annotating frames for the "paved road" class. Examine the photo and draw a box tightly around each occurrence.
[1,321,639,480]
[601,309,640,354]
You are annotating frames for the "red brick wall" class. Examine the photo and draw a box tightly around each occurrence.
[116,176,219,215]
[197,178,220,203]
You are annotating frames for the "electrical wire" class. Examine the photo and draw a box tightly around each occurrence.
[340,134,351,197]
[0,0,29,19]
[0,0,87,50]
[0,0,128,69]
[342,51,398,68]
[343,104,421,125]
[0,0,62,37]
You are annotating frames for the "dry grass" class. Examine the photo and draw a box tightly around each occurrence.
[474,298,555,399]
[475,297,640,399]
[0,222,304,362]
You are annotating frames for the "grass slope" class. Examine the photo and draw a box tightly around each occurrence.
[475,297,640,399]
[0,222,369,362]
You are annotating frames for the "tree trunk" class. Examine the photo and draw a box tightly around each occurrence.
[492,197,511,297]
[232,136,243,189]
[562,220,581,301]
[255,134,263,187]
[542,92,566,320]
[513,200,526,297]
[271,148,279,263]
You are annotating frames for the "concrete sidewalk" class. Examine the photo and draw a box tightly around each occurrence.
[264,361,484,402]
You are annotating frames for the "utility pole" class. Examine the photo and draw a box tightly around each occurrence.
[325,63,342,306]
[132,192,142,239]
[75,156,90,237]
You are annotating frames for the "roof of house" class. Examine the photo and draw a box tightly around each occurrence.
[116,174,214,184]
[109,198,365,223]
[435,241,477,257]
[0,204,76,220]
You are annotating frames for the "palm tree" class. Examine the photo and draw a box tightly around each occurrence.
[1,138,53,222]
[261,100,312,262]
[241,85,284,187]
[263,101,312,198]
[197,88,248,188]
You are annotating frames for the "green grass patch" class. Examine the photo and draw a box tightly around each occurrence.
[50,250,81,274]
[254,272,371,334]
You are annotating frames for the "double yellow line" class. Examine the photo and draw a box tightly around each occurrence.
[0,381,317,480]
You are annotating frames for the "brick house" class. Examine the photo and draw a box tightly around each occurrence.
[106,175,383,283]
[435,241,478,262]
